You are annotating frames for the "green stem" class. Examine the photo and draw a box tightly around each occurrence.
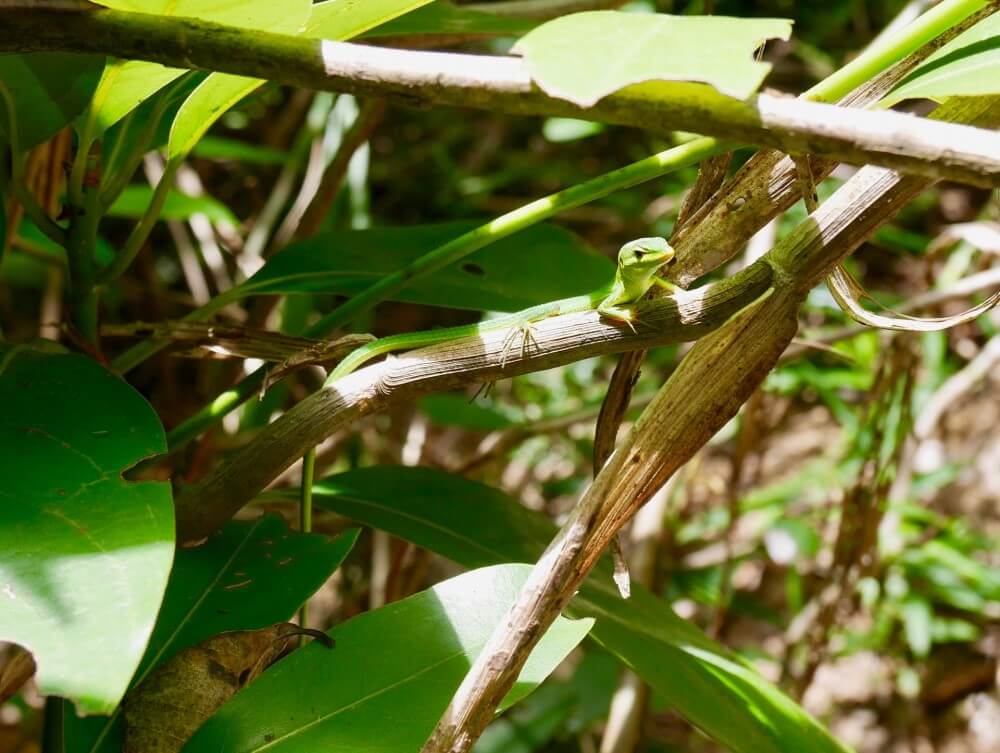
[805,0,990,102]
[164,137,728,450]
[69,91,104,208]
[297,447,316,626]
[65,183,103,344]
[97,156,178,284]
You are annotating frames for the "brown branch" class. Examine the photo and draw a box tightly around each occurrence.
[2,5,1000,186]
[173,262,774,542]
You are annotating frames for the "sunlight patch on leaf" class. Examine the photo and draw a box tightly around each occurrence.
[513,12,792,107]
[0,347,173,715]
[883,13,1000,105]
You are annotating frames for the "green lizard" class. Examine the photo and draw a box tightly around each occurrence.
[322,236,676,386]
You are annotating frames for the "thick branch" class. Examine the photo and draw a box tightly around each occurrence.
[173,262,774,542]
[422,166,933,753]
[2,4,1000,186]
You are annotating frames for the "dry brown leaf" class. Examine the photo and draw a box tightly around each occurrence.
[0,647,36,704]
[101,321,375,365]
[121,623,332,753]
[827,264,1000,332]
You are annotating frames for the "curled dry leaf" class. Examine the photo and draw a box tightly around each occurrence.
[827,264,1000,332]
[121,623,332,753]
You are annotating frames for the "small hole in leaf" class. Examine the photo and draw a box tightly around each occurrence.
[462,263,485,276]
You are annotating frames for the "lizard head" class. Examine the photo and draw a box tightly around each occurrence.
[617,237,674,277]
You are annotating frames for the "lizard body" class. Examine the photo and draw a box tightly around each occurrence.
[323,237,675,385]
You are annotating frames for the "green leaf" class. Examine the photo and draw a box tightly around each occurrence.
[901,597,933,658]
[883,13,1000,105]
[167,74,269,161]
[89,0,309,27]
[108,185,239,224]
[63,516,358,753]
[359,1,535,38]
[543,117,605,143]
[473,651,617,753]
[513,12,792,107]
[82,61,189,138]
[193,136,288,165]
[183,564,593,752]
[299,466,851,753]
[0,346,173,715]
[84,0,312,139]
[168,0,432,161]
[236,221,614,312]
[0,53,102,149]
[305,0,436,37]
[419,394,515,431]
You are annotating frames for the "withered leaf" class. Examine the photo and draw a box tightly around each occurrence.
[101,321,328,363]
[122,623,332,753]
[0,647,36,705]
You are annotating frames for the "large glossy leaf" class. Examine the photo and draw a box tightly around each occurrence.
[514,12,792,107]
[883,12,1000,105]
[84,0,312,138]
[183,564,593,752]
[0,53,102,149]
[168,0,432,161]
[235,221,614,312]
[358,1,535,38]
[296,467,851,753]
[0,346,173,715]
[63,516,358,753]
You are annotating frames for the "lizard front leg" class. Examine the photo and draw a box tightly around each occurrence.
[499,319,540,367]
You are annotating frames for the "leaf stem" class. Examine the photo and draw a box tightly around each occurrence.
[805,0,991,102]
[298,447,316,627]
[65,178,104,344]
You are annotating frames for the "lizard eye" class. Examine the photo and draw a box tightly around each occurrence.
[633,250,645,260]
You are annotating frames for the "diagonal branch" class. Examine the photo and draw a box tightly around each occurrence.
[2,4,1000,186]
[419,95,999,753]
